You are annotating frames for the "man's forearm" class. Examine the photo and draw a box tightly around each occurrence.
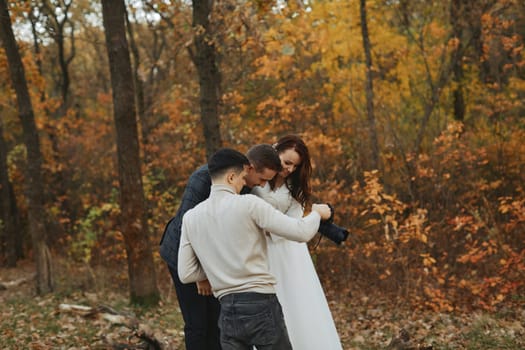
[256,199,321,242]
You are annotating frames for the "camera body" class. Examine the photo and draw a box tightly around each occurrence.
[318,221,348,245]
[317,204,349,245]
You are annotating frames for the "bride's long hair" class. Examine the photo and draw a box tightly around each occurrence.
[271,135,312,208]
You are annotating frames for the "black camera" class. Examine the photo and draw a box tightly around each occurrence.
[317,204,349,245]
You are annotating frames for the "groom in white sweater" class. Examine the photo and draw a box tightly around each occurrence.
[178,148,331,350]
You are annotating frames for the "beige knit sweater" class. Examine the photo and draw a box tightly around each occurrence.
[178,184,321,299]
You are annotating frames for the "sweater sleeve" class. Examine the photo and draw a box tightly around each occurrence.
[177,216,207,283]
[269,197,305,243]
[248,195,320,242]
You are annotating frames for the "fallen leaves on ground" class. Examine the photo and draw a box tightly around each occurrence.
[0,260,523,349]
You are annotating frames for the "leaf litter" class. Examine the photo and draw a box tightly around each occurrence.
[1,260,523,349]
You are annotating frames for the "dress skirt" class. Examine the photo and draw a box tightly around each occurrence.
[267,236,343,350]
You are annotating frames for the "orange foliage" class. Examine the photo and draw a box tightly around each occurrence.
[1,0,524,312]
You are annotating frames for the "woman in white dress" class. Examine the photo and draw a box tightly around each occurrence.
[251,135,343,350]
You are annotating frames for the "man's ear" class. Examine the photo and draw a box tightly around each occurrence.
[226,171,236,184]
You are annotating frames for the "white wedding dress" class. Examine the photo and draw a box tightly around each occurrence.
[252,183,342,350]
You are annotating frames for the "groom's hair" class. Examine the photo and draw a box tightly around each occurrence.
[246,144,282,172]
[208,148,250,180]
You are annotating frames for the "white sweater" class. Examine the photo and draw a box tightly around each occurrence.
[178,184,321,299]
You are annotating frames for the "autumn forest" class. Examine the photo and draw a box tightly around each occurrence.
[0,0,524,348]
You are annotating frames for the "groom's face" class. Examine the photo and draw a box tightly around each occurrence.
[244,166,277,188]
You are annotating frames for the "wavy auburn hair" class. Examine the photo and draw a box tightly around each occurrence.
[270,134,312,207]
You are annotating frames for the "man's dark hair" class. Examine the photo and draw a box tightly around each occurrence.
[208,148,250,179]
[246,144,283,172]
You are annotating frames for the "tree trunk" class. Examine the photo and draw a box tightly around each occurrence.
[29,2,74,241]
[101,0,159,305]
[359,0,380,171]
[192,0,222,159]
[0,0,53,293]
[0,120,23,267]
[450,0,465,121]
[40,0,75,117]
[124,11,147,147]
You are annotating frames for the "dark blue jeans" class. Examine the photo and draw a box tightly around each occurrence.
[168,265,221,350]
[218,292,292,350]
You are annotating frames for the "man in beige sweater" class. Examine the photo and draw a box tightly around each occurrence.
[178,148,331,350]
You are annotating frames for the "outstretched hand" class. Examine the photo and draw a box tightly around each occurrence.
[196,279,213,296]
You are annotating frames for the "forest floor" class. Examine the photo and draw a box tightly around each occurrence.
[0,258,524,350]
